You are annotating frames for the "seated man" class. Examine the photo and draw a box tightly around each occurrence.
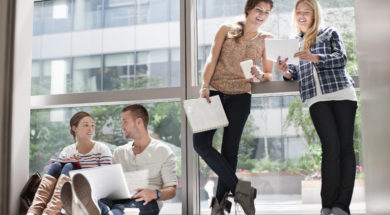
[74,104,177,215]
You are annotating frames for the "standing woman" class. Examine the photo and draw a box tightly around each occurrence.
[277,0,357,215]
[193,0,274,214]
[27,112,112,215]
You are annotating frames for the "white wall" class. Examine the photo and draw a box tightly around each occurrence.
[10,0,33,214]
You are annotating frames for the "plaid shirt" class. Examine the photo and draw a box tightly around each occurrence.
[286,27,354,102]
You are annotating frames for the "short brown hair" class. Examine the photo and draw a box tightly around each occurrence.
[122,104,149,129]
[70,111,93,141]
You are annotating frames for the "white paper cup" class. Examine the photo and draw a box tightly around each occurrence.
[124,208,140,215]
[239,59,254,79]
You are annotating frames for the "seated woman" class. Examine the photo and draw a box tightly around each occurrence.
[27,111,112,215]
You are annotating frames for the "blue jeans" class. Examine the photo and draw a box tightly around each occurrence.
[193,91,251,201]
[309,100,357,215]
[48,162,78,178]
[98,198,159,215]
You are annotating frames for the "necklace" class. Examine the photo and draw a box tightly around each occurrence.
[242,31,259,41]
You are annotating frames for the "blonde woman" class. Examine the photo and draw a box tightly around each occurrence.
[277,1,357,215]
[193,0,274,214]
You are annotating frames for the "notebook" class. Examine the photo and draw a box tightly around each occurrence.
[183,95,229,133]
[69,164,135,200]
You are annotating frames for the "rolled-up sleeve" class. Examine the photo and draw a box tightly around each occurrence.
[161,150,178,188]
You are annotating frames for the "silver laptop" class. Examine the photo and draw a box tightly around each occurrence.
[69,164,134,200]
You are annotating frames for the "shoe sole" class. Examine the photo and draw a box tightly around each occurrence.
[61,182,73,215]
[73,174,100,215]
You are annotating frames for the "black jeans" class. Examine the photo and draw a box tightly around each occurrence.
[309,100,358,215]
[193,91,251,201]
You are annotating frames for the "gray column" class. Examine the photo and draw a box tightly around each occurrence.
[356,0,390,214]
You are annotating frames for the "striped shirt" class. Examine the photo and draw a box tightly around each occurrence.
[59,141,112,168]
[285,27,354,102]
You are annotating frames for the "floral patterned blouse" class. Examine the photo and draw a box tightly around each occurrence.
[210,32,272,94]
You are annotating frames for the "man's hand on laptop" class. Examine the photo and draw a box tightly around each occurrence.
[132,188,159,205]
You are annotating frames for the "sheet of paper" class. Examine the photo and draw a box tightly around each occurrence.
[265,39,300,65]
[183,95,229,133]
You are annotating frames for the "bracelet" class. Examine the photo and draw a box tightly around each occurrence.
[256,72,264,82]
[200,87,209,91]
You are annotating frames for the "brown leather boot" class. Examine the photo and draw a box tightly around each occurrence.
[27,174,57,215]
[42,174,71,215]
[234,180,257,215]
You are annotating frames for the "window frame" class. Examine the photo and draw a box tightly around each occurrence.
[29,1,360,215]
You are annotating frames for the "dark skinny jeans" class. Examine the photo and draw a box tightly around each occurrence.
[48,162,78,178]
[193,90,251,202]
[309,100,358,215]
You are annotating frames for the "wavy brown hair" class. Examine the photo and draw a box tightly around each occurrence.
[228,0,274,43]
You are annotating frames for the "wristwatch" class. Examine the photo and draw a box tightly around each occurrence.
[155,189,161,200]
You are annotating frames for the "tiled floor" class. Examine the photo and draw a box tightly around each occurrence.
[160,194,366,215]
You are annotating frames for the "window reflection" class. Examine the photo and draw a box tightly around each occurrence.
[41,0,73,34]
[72,56,102,93]
[74,0,103,31]
[32,0,180,95]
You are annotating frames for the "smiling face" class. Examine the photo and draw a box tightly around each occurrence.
[295,2,314,33]
[72,116,95,141]
[121,111,140,139]
[246,1,272,27]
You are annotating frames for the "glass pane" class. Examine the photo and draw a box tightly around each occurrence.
[73,0,103,31]
[72,56,102,93]
[104,0,137,27]
[196,0,362,214]
[196,0,358,85]
[41,0,73,34]
[31,59,71,96]
[32,0,180,95]
[33,2,42,36]
[198,94,365,214]
[136,0,169,25]
[30,101,182,214]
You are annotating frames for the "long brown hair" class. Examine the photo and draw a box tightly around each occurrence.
[70,112,93,141]
[228,0,274,43]
[293,0,322,50]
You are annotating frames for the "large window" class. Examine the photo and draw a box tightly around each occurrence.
[32,1,180,96]
[196,0,363,214]
[31,0,182,214]
[30,0,362,214]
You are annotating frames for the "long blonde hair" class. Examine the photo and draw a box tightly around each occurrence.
[293,0,322,50]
